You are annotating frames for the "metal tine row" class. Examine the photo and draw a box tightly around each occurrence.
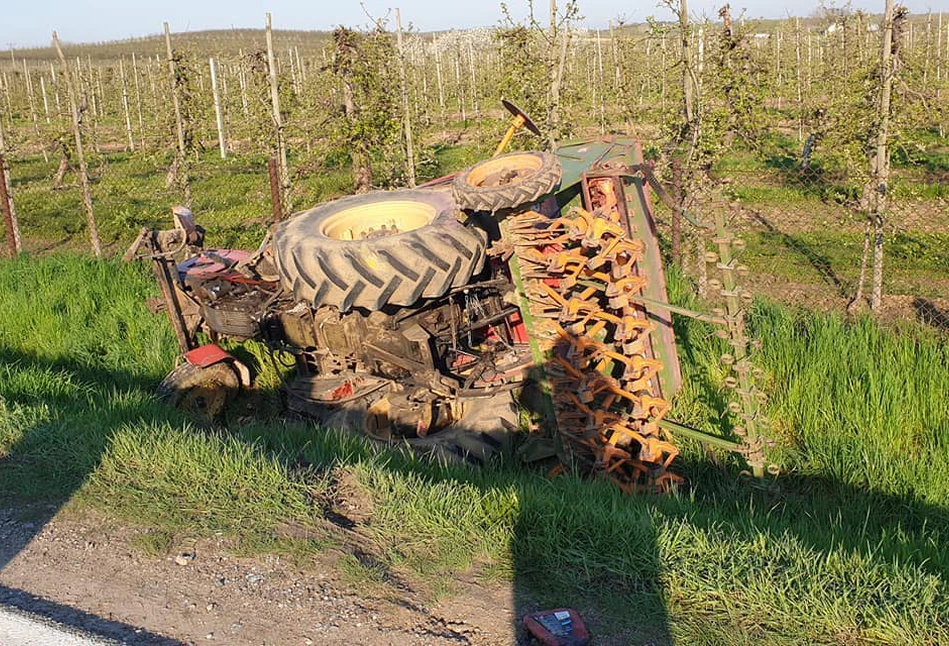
[505,196,681,493]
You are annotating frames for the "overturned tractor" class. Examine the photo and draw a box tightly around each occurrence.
[128,112,765,491]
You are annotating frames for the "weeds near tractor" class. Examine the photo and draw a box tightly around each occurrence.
[1,255,948,644]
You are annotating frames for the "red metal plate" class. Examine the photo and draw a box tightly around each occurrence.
[183,344,233,368]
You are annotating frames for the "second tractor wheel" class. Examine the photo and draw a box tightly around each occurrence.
[157,361,242,419]
[452,151,562,213]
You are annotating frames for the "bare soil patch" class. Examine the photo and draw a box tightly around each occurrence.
[0,506,520,646]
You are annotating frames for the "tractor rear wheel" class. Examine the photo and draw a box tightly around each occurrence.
[452,151,561,213]
[272,190,487,312]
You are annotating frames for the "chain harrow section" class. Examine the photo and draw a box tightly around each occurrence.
[502,195,681,493]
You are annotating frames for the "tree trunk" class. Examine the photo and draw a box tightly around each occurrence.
[53,32,101,258]
[164,22,191,205]
[342,77,371,193]
[547,31,569,150]
[849,218,872,312]
[679,0,695,126]
[671,158,682,267]
[870,0,898,311]
[209,57,226,159]
[53,143,70,189]
[395,9,416,187]
[265,13,291,213]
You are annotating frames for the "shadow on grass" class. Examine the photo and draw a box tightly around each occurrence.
[0,342,664,643]
[912,297,949,332]
[2,342,949,644]
[747,209,849,297]
[758,153,856,202]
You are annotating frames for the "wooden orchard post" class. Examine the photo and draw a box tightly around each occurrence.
[40,75,50,123]
[53,31,101,258]
[119,59,135,152]
[49,62,62,115]
[23,60,40,138]
[467,37,479,117]
[0,154,16,258]
[164,22,191,205]
[268,156,283,223]
[0,107,20,256]
[131,53,145,149]
[209,57,227,159]
[434,37,445,111]
[238,49,249,117]
[266,13,291,214]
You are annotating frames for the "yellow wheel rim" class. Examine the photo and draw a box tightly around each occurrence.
[465,154,544,189]
[319,201,437,240]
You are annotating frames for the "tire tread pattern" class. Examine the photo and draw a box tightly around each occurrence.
[272,190,488,312]
[451,152,562,213]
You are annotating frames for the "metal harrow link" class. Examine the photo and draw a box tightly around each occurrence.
[503,195,681,492]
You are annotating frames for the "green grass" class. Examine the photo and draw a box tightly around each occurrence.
[754,306,949,498]
[711,130,949,205]
[739,229,949,298]
[2,254,949,644]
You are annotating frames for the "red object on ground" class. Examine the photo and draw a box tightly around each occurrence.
[183,344,233,368]
[522,608,590,646]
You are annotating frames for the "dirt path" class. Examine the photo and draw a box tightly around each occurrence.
[0,507,519,646]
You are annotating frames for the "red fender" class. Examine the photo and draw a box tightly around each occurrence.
[182,344,251,388]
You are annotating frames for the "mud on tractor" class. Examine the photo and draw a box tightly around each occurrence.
[128,107,767,492]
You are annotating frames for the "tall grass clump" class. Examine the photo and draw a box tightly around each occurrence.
[0,254,175,381]
[752,303,949,504]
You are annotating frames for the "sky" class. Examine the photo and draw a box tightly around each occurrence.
[3,0,949,49]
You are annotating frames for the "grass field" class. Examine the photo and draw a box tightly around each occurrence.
[1,254,948,644]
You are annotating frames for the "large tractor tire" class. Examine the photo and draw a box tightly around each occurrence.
[452,151,562,213]
[272,190,487,312]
